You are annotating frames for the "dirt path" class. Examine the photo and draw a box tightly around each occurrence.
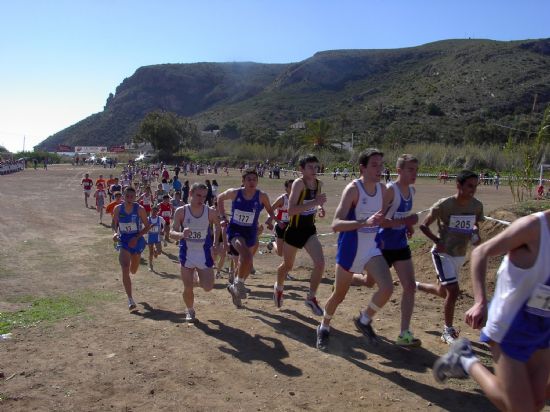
[0,166,526,411]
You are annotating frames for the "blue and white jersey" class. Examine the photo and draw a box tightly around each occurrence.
[179,204,213,269]
[379,182,414,250]
[118,203,142,242]
[229,189,263,228]
[147,215,164,244]
[481,212,550,360]
[336,180,383,272]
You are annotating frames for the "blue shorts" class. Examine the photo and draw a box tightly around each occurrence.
[227,224,257,248]
[480,310,550,362]
[117,236,146,255]
[147,234,161,245]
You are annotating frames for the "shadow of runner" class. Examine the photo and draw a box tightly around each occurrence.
[134,302,186,324]
[161,250,180,263]
[195,319,302,377]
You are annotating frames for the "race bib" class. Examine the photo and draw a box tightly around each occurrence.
[186,229,208,241]
[449,215,475,234]
[120,222,138,233]
[281,212,289,222]
[526,283,550,317]
[162,211,171,217]
[149,225,159,233]
[233,209,255,226]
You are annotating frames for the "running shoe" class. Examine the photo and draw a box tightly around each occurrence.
[185,309,196,323]
[266,241,274,252]
[228,271,235,284]
[285,273,296,281]
[273,285,283,308]
[316,326,330,351]
[227,284,242,308]
[250,267,256,275]
[234,281,248,298]
[128,299,138,312]
[441,327,459,345]
[304,296,323,316]
[396,330,422,347]
[354,316,378,344]
[433,338,474,383]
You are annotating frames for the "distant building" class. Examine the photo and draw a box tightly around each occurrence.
[289,121,306,130]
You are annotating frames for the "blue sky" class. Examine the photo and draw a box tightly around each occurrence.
[1,0,549,152]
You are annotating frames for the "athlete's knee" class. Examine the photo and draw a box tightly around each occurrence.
[313,259,325,273]
[444,284,460,299]
[401,281,416,297]
[379,282,394,300]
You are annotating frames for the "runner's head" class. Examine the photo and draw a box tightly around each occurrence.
[284,179,294,194]
[151,205,159,217]
[162,194,170,204]
[85,173,89,179]
[358,148,384,182]
[114,177,119,183]
[298,154,319,178]
[190,183,207,206]
[113,191,122,201]
[241,168,259,190]
[123,187,136,203]
[174,191,182,199]
[396,154,418,185]
[456,170,479,199]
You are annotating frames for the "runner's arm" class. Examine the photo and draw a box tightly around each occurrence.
[379,187,419,228]
[270,194,284,211]
[170,207,186,240]
[137,205,151,237]
[331,183,384,232]
[216,188,238,221]
[419,209,440,244]
[260,192,277,225]
[209,207,222,243]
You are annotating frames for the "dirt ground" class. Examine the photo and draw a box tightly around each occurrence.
[0,165,540,411]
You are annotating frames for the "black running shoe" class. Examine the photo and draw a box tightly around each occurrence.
[354,316,378,344]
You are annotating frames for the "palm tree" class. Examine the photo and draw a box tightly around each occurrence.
[301,119,338,150]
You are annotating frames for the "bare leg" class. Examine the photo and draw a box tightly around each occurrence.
[393,259,416,332]
[362,256,393,318]
[119,249,132,299]
[303,235,325,296]
[276,242,298,288]
[321,265,353,327]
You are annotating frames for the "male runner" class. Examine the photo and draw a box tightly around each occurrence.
[81,173,93,208]
[106,174,116,201]
[217,168,276,307]
[159,194,173,246]
[269,179,293,256]
[94,183,107,224]
[433,209,550,412]
[112,187,150,311]
[317,149,409,350]
[146,205,164,271]
[378,154,421,346]
[418,170,484,344]
[274,155,326,315]
[171,183,221,321]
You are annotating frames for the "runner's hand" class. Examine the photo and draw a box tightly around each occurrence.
[128,237,138,248]
[366,210,384,226]
[465,302,487,329]
[315,193,327,206]
[318,207,326,218]
[182,228,192,239]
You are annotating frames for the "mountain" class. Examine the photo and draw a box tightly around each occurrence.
[37,38,550,150]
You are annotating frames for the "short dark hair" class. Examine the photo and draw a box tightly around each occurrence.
[358,148,383,167]
[124,187,136,194]
[284,179,294,188]
[299,154,319,169]
[162,194,170,199]
[191,183,207,192]
[456,170,479,185]
[396,154,418,169]
[242,167,258,179]
[114,191,122,197]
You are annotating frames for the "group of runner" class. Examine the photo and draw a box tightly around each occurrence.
[83,151,549,411]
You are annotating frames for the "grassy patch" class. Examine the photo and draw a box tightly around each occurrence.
[501,200,550,217]
[408,237,428,251]
[0,291,116,334]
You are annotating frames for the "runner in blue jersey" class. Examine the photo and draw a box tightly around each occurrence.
[146,205,165,272]
[217,168,276,307]
[434,209,550,412]
[378,154,421,346]
[112,187,150,311]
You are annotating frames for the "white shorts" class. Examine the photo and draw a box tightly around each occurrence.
[84,189,91,195]
[431,248,465,285]
[347,247,382,274]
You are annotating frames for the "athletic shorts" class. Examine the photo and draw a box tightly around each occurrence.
[117,236,146,255]
[338,246,382,274]
[227,223,257,248]
[431,248,465,285]
[284,225,316,249]
[147,234,161,245]
[275,224,287,239]
[84,189,91,195]
[382,246,412,267]
[179,246,213,270]
[480,310,550,362]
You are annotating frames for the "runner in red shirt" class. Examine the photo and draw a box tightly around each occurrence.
[158,194,173,246]
[81,173,93,208]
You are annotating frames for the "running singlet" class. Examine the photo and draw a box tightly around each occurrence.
[118,203,142,240]
[481,212,550,361]
[147,215,163,244]
[276,194,290,223]
[288,179,319,229]
[159,203,172,223]
[82,178,93,191]
[110,184,122,194]
[378,182,414,250]
[141,194,152,206]
[179,204,214,268]
[336,181,383,271]
[229,189,263,228]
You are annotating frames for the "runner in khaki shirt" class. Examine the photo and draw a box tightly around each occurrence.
[418,170,484,344]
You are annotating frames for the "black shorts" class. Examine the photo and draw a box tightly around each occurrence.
[284,225,316,249]
[382,246,412,267]
[275,224,287,239]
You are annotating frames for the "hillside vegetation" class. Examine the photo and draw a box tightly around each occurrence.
[37,38,550,150]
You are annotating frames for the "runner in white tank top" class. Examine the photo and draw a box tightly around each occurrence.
[170,183,222,323]
[433,209,550,412]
